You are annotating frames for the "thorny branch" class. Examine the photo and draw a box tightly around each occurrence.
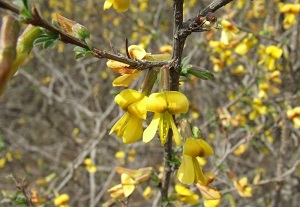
[0,0,168,70]
[160,0,236,205]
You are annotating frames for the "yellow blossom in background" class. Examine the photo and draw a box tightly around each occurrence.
[233,177,253,197]
[103,0,130,12]
[115,149,136,164]
[278,3,300,29]
[107,45,151,87]
[249,98,267,120]
[230,64,246,75]
[110,89,148,143]
[143,91,189,146]
[269,70,282,84]
[177,138,214,184]
[287,106,300,129]
[30,190,46,206]
[235,34,257,55]
[175,184,199,205]
[143,186,152,200]
[220,20,238,45]
[0,157,6,168]
[54,194,70,207]
[84,158,97,173]
[234,143,248,155]
[210,56,224,72]
[159,45,173,54]
[259,45,283,71]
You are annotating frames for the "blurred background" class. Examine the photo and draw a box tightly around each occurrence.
[0,0,299,206]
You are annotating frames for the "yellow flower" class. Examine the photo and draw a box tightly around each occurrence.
[84,158,97,173]
[54,194,70,207]
[107,45,151,87]
[143,186,152,200]
[249,98,267,120]
[108,173,136,198]
[103,0,130,12]
[235,34,257,55]
[175,184,199,205]
[203,198,221,207]
[233,177,253,197]
[259,45,283,70]
[278,3,300,29]
[110,89,148,143]
[177,138,214,185]
[220,20,238,45]
[143,91,189,146]
[287,106,300,129]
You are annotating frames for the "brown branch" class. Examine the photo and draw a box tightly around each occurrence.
[199,0,235,16]
[0,0,19,14]
[0,0,168,70]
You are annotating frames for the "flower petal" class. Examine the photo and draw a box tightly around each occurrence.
[165,91,189,114]
[177,155,195,185]
[169,113,182,146]
[128,45,150,59]
[143,113,160,143]
[113,72,142,87]
[121,173,135,197]
[110,113,130,136]
[123,115,143,143]
[127,96,148,119]
[159,112,170,145]
[114,89,144,110]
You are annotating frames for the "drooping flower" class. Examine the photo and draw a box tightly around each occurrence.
[103,0,131,12]
[143,91,189,146]
[175,184,199,205]
[177,138,214,184]
[107,45,151,87]
[110,89,147,143]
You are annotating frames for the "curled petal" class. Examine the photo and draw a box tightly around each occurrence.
[147,93,168,113]
[143,113,160,143]
[183,138,214,157]
[114,89,144,110]
[113,72,142,87]
[128,45,151,59]
[110,113,130,137]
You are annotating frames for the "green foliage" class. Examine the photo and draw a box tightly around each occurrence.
[73,46,93,59]
[34,29,59,49]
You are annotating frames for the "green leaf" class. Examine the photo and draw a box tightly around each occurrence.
[73,46,92,59]
[180,56,190,70]
[187,66,214,80]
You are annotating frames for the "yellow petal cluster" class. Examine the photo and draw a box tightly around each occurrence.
[287,106,300,129]
[278,3,300,29]
[233,177,253,197]
[258,45,282,71]
[110,89,147,143]
[103,0,131,12]
[220,20,238,45]
[54,194,70,207]
[143,91,189,146]
[177,138,214,185]
[107,45,150,87]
